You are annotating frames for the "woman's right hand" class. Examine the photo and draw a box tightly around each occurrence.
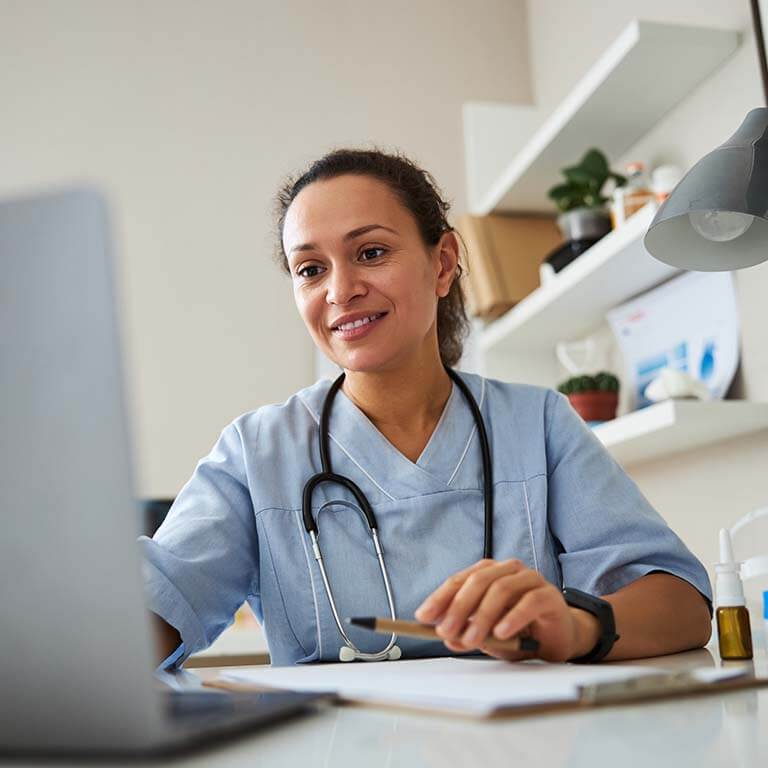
[150,613,181,664]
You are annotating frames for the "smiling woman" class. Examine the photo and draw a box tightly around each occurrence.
[274,149,470,370]
[142,147,713,669]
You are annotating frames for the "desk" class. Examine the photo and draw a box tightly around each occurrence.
[7,646,768,767]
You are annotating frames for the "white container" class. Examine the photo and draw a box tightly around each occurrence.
[651,164,683,203]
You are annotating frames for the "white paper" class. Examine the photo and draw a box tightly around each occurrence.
[221,657,679,716]
[689,667,747,684]
[607,271,740,410]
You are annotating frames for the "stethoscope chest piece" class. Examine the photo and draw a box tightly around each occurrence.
[339,644,402,662]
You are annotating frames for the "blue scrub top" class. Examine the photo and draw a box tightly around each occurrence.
[139,371,712,667]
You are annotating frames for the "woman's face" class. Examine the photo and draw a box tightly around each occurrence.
[282,174,458,373]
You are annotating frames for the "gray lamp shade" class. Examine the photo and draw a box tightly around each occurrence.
[644,107,768,271]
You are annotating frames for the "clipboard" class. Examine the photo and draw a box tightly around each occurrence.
[202,659,768,720]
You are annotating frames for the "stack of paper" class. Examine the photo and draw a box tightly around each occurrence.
[216,657,743,717]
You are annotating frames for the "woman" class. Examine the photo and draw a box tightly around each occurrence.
[143,148,712,668]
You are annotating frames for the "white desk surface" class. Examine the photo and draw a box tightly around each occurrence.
[9,644,768,767]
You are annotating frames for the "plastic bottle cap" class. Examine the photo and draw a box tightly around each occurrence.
[720,527,735,563]
[715,528,746,607]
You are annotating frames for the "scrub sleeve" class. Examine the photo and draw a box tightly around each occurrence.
[544,390,713,610]
[139,422,259,668]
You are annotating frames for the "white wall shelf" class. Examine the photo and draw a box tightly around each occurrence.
[461,16,764,472]
[479,202,676,358]
[465,20,739,215]
[593,400,768,466]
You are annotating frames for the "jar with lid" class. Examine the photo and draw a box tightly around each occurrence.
[610,161,656,228]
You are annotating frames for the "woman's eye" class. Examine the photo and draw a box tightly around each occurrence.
[296,248,384,279]
[297,265,323,279]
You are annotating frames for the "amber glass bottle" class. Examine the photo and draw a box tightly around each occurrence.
[716,606,753,660]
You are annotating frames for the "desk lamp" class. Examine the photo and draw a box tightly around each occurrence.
[643,0,768,270]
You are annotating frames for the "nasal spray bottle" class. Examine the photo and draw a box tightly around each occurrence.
[715,528,753,660]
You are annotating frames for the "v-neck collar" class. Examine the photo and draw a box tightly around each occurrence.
[337,380,456,469]
[297,371,486,499]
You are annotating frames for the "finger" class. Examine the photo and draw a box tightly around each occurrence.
[414,559,495,622]
[434,559,526,641]
[492,586,558,639]
[459,570,543,647]
[443,637,474,654]
[478,639,537,663]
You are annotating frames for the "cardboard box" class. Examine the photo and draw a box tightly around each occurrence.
[456,213,561,320]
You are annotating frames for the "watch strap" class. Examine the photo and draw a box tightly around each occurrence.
[563,587,620,663]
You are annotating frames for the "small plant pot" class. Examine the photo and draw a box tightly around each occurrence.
[556,207,612,243]
[542,237,602,278]
[567,391,618,422]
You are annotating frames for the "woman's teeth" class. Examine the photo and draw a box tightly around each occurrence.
[335,313,383,331]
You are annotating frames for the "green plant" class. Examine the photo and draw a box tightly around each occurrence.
[547,148,626,213]
[557,372,620,396]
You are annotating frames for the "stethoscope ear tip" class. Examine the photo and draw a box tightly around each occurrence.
[387,645,402,661]
[339,646,357,662]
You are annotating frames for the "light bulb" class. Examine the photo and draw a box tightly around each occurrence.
[689,210,755,242]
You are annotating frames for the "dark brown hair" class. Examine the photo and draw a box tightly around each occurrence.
[273,148,469,368]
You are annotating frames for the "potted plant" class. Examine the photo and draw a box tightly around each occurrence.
[547,148,626,244]
[557,372,620,423]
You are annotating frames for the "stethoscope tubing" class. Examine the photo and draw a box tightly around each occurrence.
[447,369,493,560]
[308,527,399,659]
[302,366,493,661]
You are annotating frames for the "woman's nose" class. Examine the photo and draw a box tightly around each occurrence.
[325,264,366,305]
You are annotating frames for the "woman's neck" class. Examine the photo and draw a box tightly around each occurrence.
[341,355,453,434]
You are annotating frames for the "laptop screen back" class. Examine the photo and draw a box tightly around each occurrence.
[0,188,163,751]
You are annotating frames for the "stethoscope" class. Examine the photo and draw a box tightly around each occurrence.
[302,366,494,662]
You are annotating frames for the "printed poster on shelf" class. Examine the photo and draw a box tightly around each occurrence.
[606,271,739,411]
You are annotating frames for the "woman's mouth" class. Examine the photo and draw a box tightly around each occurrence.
[331,312,388,340]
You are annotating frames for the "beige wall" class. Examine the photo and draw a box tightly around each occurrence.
[526,1,768,605]
[0,0,531,496]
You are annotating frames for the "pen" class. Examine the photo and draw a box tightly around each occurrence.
[347,616,540,654]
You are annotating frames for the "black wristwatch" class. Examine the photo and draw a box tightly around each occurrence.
[562,587,620,663]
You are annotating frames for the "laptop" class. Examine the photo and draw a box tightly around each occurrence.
[0,187,328,755]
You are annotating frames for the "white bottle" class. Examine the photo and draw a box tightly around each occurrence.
[715,528,753,660]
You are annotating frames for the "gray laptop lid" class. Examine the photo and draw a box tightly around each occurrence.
[0,188,163,751]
